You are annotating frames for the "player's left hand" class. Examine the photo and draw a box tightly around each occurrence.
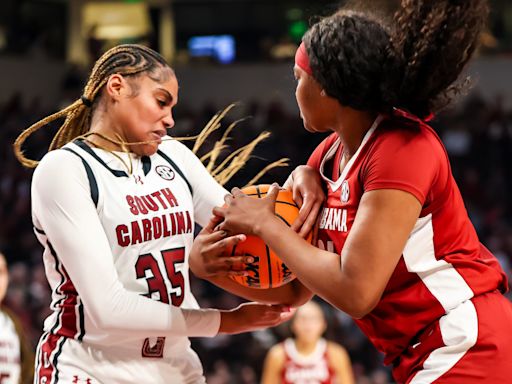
[213,183,279,236]
[218,302,296,334]
[189,216,253,279]
[284,165,325,238]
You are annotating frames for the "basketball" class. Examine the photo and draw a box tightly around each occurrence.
[228,184,312,289]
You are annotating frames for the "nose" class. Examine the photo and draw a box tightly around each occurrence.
[163,112,175,129]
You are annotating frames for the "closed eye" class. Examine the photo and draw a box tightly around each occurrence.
[157,99,168,107]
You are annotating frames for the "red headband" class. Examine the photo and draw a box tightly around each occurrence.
[295,42,313,76]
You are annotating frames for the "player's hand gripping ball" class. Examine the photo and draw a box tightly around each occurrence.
[228,185,313,289]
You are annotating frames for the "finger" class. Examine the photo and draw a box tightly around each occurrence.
[224,193,233,205]
[266,183,280,203]
[270,304,292,312]
[216,220,236,234]
[203,229,229,243]
[291,198,312,232]
[221,255,249,266]
[212,234,247,251]
[231,187,245,198]
[227,270,249,277]
[212,205,227,218]
[299,202,322,238]
[279,310,296,323]
[224,255,255,265]
[291,210,308,232]
[226,261,246,272]
[292,188,304,209]
[207,264,245,276]
[202,215,224,234]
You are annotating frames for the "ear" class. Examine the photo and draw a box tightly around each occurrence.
[105,74,127,101]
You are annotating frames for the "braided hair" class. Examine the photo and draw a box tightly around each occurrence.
[14,44,173,168]
[302,0,489,120]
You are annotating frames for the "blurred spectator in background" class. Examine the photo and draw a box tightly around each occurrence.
[261,300,355,384]
[0,251,34,384]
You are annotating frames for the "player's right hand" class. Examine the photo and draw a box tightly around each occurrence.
[189,216,253,279]
[218,302,296,334]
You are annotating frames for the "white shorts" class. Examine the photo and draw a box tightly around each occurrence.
[34,332,206,384]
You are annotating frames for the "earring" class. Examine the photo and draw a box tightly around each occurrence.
[320,90,326,97]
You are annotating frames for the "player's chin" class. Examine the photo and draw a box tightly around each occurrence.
[134,142,159,157]
[303,121,316,133]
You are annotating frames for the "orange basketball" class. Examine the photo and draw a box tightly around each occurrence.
[228,184,312,289]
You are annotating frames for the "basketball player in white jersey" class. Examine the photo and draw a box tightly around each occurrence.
[13,45,317,384]
[262,301,354,384]
[0,252,34,384]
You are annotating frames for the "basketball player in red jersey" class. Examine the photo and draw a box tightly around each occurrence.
[215,1,512,383]
[262,301,354,384]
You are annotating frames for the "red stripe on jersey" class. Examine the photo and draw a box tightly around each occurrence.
[56,268,79,338]
[51,255,83,340]
[37,333,64,384]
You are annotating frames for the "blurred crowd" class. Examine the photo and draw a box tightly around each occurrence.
[1,66,512,384]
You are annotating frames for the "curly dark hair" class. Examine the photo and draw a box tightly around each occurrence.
[303,0,489,119]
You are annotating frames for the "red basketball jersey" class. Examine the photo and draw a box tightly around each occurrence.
[307,110,508,365]
[281,338,336,384]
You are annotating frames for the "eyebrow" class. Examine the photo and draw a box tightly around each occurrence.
[157,87,174,102]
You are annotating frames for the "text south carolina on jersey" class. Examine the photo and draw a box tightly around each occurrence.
[115,187,193,247]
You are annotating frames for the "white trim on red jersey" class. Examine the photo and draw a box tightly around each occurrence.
[319,114,384,193]
[283,338,327,365]
[403,214,474,312]
[409,300,478,383]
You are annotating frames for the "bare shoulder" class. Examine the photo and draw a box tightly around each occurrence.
[326,341,350,362]
[266,342,286,364]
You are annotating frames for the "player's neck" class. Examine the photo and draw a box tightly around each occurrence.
[88,113,131,153]
[294,339,318,356]
[85,132,125,153]
[333,109,378,158]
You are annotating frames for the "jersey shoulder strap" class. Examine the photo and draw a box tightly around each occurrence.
[61,147,99,207]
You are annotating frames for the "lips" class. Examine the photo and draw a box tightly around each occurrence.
[152,130,166,143]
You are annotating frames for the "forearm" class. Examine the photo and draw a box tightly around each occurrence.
[206,276,312,306]
[89,284,220,337]
[255,217,371,317]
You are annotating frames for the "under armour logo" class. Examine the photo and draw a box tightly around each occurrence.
[156,165,175,181]
[134,175,144,185]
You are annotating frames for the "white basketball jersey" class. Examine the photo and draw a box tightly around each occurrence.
[0,309,21,384]
[32,137,226,354]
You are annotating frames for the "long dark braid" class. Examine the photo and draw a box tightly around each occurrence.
[14,44,172,168]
